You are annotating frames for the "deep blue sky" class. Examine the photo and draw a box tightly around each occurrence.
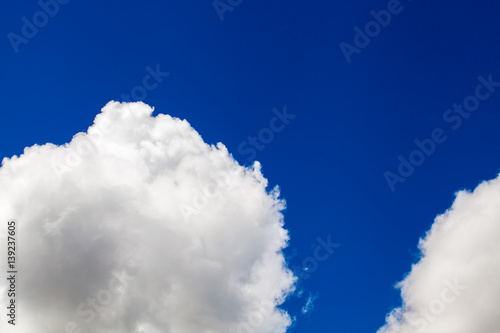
[2,0,500,332]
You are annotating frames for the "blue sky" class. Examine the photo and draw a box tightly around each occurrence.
[2,0,500,332]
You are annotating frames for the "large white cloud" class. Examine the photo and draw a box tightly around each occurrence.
[378,174,500,333]
[0,102,296,333]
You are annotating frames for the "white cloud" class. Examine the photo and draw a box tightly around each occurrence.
[377,173,500,333]
[0,102,297,333]
[301,292,318,315]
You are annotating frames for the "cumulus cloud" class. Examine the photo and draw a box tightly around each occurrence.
[377,174,500,333]
[0,102,296,333]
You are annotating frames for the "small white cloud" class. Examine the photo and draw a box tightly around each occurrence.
[301,292,319,315]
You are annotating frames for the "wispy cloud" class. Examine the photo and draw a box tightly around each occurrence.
[301,292,319,315]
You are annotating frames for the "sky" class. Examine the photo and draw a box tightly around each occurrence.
[1,0,500,332]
